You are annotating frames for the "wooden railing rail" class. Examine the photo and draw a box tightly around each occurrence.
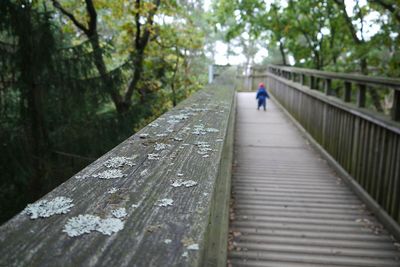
[265,65,400,239]
[0,70,236,267]
[269,65,400,121]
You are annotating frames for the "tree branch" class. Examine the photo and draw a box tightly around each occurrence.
[138,0,161,49]
[333,0,362,44]
[51,0,89,34]
[135,0,141,48]
[84,0,97,36]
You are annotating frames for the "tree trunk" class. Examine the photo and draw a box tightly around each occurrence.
[279,41,287,65]
[88,35,125,113]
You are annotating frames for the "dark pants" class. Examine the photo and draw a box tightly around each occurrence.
[258,98,266,110]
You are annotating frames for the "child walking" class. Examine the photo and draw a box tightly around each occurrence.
[256,82,269,111]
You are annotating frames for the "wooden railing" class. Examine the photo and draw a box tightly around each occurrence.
[265,65,400,238]
[0,70,236,267]
[269,65,400,121]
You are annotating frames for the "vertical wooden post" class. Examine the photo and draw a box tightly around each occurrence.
[324,79,332,95]
[301,74,306,85]
[292,73,296,82]
[310,76,316,89]
[344,82,352,102]
[391,90,400,121]
[357,84,366,107]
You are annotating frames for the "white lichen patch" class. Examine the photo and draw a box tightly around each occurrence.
[107,187,119,194]
[167,119,180,124]
[215,139,224,142]
[187,244,199,250]
[157,198,173,207]
[96,218,124,235]
[140,169,149,176]
[195,141,213,155]
[164,239,172,244]
[111,208,127,219]
[75,174,89,180]
[149,122,159,127]
[195,141,210,147]
[154,143,168,151]
[206,128,219,133]
[169,114,189,121]
[139,133,149,138]
[182,251,188,258]
[63,214,99,237]
[24,197,74,219]
[202,155,210,158]
[171,179,198,188]
[177,173,184,177]
[93,169,126,179]
[104,156,136,168]
[131,203,140,209]
[147,153,160,160]
[156,133,168,137]
[183,180,197,187]
[63,214,124,237]
[174,137,183,141]
[192,124,206,135]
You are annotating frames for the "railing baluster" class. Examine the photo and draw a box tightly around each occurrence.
[391,90,400,121]
[310,76,316,89]
[344,82,352,102]
[301,74,306,85]
[357,84,366,108]
[325,79,332,95]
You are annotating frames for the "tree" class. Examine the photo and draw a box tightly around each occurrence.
[51,0,162,113]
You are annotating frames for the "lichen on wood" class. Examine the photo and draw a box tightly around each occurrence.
[23,197,74,219]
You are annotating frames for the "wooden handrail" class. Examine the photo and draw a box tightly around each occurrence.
[0,71,236,266]
[269,65,400,89]
[242,65,400,121]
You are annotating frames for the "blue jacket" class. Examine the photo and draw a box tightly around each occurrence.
[256,87,269,101]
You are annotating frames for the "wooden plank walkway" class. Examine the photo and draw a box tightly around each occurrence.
[228,92,400,267]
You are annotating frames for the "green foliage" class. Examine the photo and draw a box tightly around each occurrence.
[214,0,400,77]
[0,0,208,223]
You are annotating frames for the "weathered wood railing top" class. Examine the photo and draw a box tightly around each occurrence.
[0,70,236,266]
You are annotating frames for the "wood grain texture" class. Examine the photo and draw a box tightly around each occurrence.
[0,76,235,267]
[229,93,400,267]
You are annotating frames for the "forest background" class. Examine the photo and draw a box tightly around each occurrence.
[0,0,399,223]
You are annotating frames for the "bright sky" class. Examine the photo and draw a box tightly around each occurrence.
[205,0,383,66]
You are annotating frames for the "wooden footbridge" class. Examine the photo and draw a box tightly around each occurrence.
[229,93,399,266]
[1,66,400,266]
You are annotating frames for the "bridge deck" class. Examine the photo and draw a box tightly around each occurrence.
[228,93,400,267]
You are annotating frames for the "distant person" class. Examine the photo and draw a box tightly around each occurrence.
[256,82,269,111]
